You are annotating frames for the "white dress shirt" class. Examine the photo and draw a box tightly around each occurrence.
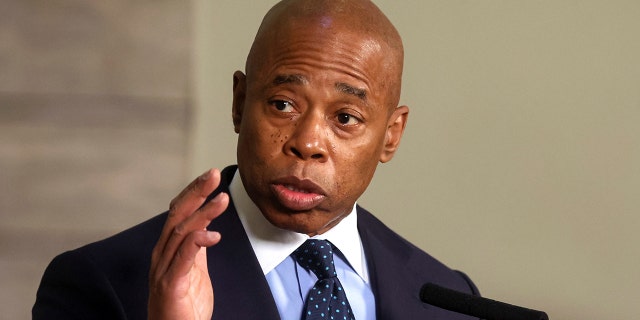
[229,171,376,320]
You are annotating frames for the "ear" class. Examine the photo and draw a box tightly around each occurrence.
[232,71,247,133]
[379,105,409,163]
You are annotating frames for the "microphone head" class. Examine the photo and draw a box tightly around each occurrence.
[420,283,549,320]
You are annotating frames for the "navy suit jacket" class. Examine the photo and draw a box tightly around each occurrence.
[34,166,480,319]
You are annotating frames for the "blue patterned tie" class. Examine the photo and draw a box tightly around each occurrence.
[292,240,355,320]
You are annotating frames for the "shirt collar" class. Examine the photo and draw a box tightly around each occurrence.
[229,170,368,282]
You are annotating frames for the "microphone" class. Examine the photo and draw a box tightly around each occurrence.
[420,283,549,320]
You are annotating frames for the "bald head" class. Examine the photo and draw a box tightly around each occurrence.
[231,0,410,235]
[246,0,404,110]
[257,0,403,50]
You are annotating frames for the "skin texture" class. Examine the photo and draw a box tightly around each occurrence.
[234,0,408,236]
[148,0,408,318]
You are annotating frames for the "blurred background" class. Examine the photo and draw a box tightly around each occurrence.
[1,1,638,319]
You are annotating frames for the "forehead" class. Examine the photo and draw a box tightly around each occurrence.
[249,19,395,101]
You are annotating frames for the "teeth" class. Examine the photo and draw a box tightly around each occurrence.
[285,185,309,193]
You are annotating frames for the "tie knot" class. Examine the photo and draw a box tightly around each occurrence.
[292,239,336,280]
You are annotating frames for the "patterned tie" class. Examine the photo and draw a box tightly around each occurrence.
[292,240,355,320]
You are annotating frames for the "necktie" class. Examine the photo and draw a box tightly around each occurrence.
[292,239,355,320]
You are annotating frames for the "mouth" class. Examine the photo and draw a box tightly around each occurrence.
[270,176,327,211]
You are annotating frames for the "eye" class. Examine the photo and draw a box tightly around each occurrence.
[337,113,360,126]
[269,100,295,112]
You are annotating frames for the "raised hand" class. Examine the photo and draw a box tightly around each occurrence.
[148,169,229,319]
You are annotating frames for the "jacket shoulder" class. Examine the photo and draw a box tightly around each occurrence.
[33,212,168,320]
[357,206,480,319]
[357,206,479,294]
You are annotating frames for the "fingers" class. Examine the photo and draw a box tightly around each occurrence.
[152,169,220,261]
[164,230,221,280]
[154,192,229,277]
[165,169,221,242]
[150,168,228,280]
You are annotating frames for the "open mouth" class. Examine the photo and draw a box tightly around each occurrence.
[271,177,326,211]
[284,184,312,193]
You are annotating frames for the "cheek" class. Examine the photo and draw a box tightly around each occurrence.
[262,128,290,162]
[344,129,386,165]
[332,136,383,192]
[268,129,289,152]
[241,117,286,160]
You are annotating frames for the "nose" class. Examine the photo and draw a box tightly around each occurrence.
[283,112,328,162]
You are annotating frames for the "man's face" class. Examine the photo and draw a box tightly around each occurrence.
[232,19,407,236]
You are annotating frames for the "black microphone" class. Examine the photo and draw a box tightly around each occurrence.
[420,283,549,320]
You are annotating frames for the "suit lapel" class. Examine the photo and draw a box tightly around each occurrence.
[357,207,416,319]
[206,166,281,320]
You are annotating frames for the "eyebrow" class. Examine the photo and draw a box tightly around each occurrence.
[271,74,367,102]
[272,74,308,85]
[336,82,367,101]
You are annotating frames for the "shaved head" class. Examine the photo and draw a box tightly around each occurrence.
[246,0,404,110]
[232,0,409,235]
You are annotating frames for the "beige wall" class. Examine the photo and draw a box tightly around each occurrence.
[0,1,191,318]
[191,1,640,319]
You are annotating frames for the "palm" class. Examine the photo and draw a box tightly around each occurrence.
[186,248,213,318]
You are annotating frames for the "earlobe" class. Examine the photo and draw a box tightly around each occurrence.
[232,71,247,133]
[379,105,409,163]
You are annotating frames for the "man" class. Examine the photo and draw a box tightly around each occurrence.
[34,0,479,319]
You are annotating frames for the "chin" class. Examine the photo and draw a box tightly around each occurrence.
[261,209,327,235]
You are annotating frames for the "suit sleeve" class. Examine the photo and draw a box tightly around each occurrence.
[33,250,127,320]
[456,270,481,296]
